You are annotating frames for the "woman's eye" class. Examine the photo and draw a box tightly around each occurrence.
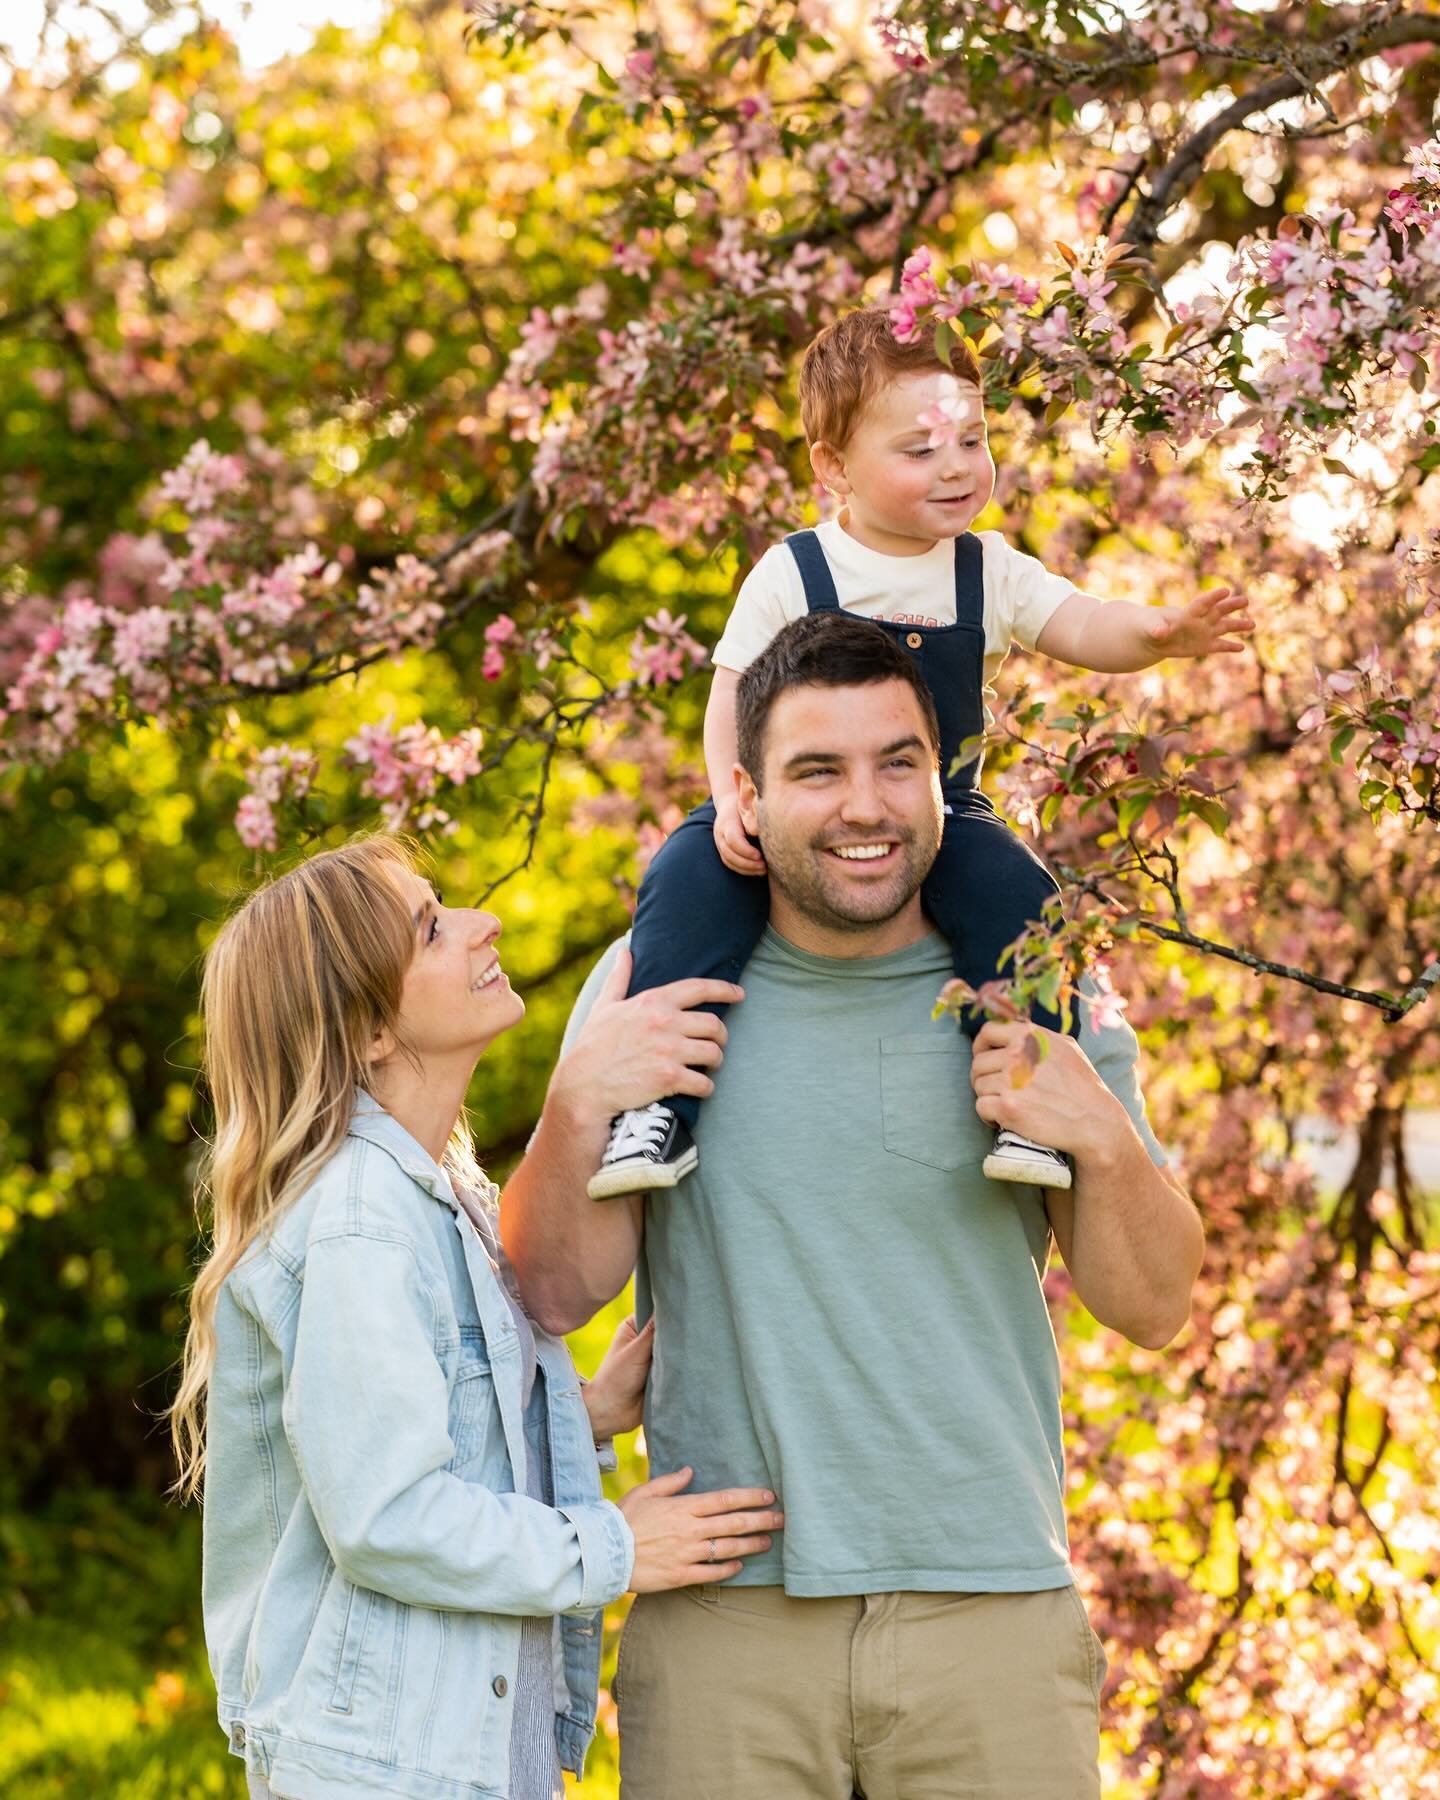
[905,448,933,460]
[428,915,441,943]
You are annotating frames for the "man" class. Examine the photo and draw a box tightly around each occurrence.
[503,612,1204,1799]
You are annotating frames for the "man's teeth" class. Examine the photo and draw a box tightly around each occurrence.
[831,844,893,861]
[472,964,502,990]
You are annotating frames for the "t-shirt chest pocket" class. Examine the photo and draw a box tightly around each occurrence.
[878,1032,986,1173]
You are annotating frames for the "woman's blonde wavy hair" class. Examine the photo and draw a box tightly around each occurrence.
[169,834,479,1501]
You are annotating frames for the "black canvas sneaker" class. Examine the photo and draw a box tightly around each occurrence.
[587,1103,699,1201]
[982,1129,1073,1190]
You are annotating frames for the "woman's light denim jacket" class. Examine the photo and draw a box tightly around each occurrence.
[202,1097,635,1800]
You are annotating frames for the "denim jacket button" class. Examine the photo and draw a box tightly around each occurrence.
[230,1723,247,1749]
[492,1675,508,1698]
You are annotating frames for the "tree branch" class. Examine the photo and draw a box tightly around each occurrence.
[1121,10,1440,252]
[1134,918,1440,1022]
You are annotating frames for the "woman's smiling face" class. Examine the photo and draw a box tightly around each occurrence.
[387,871,526,1067]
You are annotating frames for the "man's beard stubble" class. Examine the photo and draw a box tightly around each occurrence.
[756,805,942,937]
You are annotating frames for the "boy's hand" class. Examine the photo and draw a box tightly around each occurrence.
[714,798,767,877]
[1143,586,1254,659]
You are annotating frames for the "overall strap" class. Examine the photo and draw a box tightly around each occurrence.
[784,529,842,613]
[952,533,985,630]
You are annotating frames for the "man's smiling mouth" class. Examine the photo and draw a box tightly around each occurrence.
[828,843,896,861]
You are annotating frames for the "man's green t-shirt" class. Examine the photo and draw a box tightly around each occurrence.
[566,927,1166,1597]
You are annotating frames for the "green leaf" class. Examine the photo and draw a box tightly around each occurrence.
[1409,359,1429,394]
[1329,723,1356,762]
[1187,795,1230,837]
[1115,787,1151,837]
[934,318,955,367]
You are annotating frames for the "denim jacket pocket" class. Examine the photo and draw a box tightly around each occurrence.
[448,1326,498,1480]
[328,1583,375,1713]
[879,1033,983,1173]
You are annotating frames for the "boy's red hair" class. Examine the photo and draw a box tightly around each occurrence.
[798,307,982,450]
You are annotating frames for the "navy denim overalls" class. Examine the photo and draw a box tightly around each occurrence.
[629,530,1065,1128]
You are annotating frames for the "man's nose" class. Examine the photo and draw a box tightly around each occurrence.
[837,771,886,822]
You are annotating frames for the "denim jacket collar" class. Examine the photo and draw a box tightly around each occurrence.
[347,1090,458,1211]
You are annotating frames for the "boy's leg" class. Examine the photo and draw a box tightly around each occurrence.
[922,796,1075,1190]
[589,801,769,1201]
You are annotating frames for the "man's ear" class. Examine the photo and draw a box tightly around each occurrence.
[735,763,761,839]
[809,439,851,497]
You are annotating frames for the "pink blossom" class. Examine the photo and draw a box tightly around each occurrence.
[234,793,278,851]
[629,607,707,687]
[917,374,978,448]
[889,298,921,344]
[157,439,247,512]
[613,239,655,278]
[899,247,940,306]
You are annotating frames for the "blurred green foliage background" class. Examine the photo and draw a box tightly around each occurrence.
[0,6,733,1788]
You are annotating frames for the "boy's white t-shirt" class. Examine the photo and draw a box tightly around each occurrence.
[713,518,1085,702]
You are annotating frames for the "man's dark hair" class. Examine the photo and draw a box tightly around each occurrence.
[735,612,942,787]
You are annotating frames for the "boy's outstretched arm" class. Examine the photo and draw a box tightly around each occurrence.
[1034,586,1254,673]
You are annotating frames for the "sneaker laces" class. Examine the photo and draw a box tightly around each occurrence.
[603,1104,672,1163]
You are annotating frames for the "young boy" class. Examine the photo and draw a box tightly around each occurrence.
[588,306,1251,1200]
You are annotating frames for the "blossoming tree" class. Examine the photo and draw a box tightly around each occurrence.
[2,1,1439,1791]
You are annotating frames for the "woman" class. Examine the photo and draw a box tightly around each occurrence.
[170,836,782,1800]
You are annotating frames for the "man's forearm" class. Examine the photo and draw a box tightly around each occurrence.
[1049,1118,1204,1349]
[500,1085,642,1337]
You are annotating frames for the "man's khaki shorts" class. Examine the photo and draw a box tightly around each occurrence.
[615,1583,1107,1800]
